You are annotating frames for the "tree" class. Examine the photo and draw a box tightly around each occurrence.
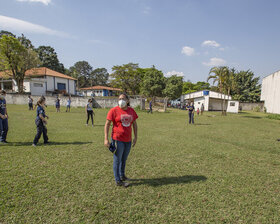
[140,66,165,97]
[0,35,40,93]
[163,75,183,99]
[36,46,65,73]
[90,68,109,86]
[231,70,261,102]
[110,63,142,94]
[68,61,93,88]
[182,81,210,94]
[207,66,230,115]
[0,30,16,38]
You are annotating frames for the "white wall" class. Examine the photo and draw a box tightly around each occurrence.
[46,76,75,95]
[194,97,205,111]
[227,100,239,113]
[209,98,223,111]
[261,71,280,114]
[46,76,54,92]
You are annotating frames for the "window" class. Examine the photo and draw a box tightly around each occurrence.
[34,83,43,87]
[57,83,66,90]
[230,102,235,107]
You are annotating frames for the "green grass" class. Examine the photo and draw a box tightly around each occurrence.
[267,113,280,120]
[1,105,280,223]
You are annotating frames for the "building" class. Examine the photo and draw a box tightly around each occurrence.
[0,67,77,96]
[181,90,239,113]
[80,86,122,97]
[261,70,280,114]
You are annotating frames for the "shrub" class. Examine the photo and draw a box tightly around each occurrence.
[253,106,261,112]
[267,114,280,120]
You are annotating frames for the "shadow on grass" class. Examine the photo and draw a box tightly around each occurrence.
[194,123,211,126]
[241,116,262,119]
[7,141,92,147]
[131,175,207,187]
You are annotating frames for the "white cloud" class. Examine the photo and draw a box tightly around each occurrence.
[16,0,51,5]
[202,40,220,48]
[165,70,185,77]
[0,15,70,38]
[203,57,226,66]
[181,46,195,56]
[143,6,151,14]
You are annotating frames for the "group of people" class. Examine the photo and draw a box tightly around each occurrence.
[186,102,204,124]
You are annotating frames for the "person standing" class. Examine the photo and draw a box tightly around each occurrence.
[104,93,138,188]
[0,90,8,144]
[33,96,49,146]
[201,103,205,115]
[28,95,34,110]
[86,99,94,126]
[55,96,60,112]
[66,97,71,112]
[148,100,153,114]
[187,102,195,124]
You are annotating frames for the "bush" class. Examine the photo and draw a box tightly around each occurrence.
[264,107,267,113]
[253,106,261,112]
[267,114,280,120]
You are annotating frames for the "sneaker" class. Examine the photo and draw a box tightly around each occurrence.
[32,144,37,147]
[116,181,130,188]
[120,175,131,181]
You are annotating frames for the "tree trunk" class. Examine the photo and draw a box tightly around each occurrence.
[16,78,24,93]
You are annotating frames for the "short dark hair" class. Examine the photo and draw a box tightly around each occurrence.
[0,90,6,94]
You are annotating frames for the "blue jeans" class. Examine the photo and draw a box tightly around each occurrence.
[0,118,8,142]
[188,112,194,124]
[112,139,131,182]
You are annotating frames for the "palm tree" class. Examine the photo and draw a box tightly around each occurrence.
[207,66,230,115]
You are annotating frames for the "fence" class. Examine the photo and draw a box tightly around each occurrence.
[5,94,145,109]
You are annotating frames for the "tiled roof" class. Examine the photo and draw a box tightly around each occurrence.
[80,86,122,91]
[0,67,77,80]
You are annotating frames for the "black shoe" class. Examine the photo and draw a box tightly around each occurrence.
[44,141,49,144]
[120,175,131,181]
[3,140,8,143]
[116,181,130,188]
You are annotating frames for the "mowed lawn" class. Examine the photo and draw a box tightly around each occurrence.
[1,105,280,223]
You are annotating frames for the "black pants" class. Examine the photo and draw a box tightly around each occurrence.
[189,112,194,124]
[33,123,48,144]
[29,103,33,110]
[148,107,153,113]
[87,111,93,125]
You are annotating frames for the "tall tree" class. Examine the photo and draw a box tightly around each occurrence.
[68,61,93,88]
[36,46,65,73]
[231,70,261,102]
[90,68,109,86]
[0,30,16,38]
[207,66,230,115]
[140,66,165,97]
[182,81,210,94]
[163,75,183,99]
[0,35,40,93]
[110,63,142,94]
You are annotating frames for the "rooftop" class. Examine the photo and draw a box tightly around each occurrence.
[0,67,77,80]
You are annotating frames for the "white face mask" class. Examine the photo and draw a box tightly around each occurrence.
[0,95,5,100]
[118,99,127,108]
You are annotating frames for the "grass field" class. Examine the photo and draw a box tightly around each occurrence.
[1,105,280,223]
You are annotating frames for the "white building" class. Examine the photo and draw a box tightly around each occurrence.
[261,70,280,114]
[80,86,121,97]
[0,67,77,96]
[181,90,239,113]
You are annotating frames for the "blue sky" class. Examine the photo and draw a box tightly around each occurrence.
[1,0,280,82]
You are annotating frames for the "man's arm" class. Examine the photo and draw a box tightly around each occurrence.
[132,120,138,147]
[104,119,112,147]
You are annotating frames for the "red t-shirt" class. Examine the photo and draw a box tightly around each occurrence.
[107,106,138,142]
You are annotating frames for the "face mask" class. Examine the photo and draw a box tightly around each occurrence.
[118,99,127,108]
[0,95,4,100]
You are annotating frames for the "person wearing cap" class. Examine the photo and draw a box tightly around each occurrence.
[0,90,8,144]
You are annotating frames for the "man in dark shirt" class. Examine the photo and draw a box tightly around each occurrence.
[186,102,195,124]
[0,90,8,143]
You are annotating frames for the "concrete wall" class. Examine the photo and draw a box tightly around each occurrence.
[194,97,205,111]
[227,100,239,113]
[261,70,280,114]
[5,94,142,109]
[239,102,264,111]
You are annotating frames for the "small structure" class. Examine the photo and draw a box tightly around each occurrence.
[0,67,77,96]
[261,70,280,114]
[80,86,122,97]
[181,90,239,113]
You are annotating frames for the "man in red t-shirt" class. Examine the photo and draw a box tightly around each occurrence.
[104,93,138,187]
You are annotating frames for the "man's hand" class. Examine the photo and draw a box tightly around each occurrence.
[132,137,137,147]
[104,139,110,148]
